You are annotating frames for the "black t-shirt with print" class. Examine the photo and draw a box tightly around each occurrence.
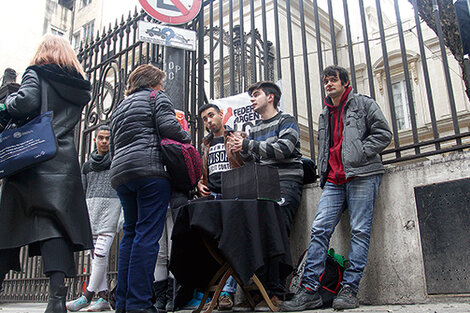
[207,136,231,193]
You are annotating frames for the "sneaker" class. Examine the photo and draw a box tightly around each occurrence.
[218,292,234,311]
[280,288,322,312]
[87,298,111,312]
[254,295,283,312]
[183,291,211,310]
[332,285,359,310]
[66,295,92,312]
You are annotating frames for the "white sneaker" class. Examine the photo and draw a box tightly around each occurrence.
[87,298,111,312]
[66,295,91,311]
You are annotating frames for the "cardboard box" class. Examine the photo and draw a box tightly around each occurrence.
[221,163,281,201]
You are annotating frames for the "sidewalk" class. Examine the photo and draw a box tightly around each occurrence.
[1,302,470,313]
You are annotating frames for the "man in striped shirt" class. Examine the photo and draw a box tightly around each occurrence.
[227,81,304,310]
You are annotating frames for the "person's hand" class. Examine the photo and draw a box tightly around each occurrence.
[197,179,211,197]
[227,132,244,153]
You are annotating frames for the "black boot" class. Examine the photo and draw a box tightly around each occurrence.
[44,285,68,313]
[153,280,168,310]
[165,278,175,312]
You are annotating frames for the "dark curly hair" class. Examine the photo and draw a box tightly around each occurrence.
[321,65,350,86]
[247,81,282,109]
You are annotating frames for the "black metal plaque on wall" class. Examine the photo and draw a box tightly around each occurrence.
[414,178,470,294]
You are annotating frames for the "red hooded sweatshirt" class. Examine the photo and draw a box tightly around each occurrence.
[325,86,354,185]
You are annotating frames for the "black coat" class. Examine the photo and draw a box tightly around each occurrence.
[0,64,93,254]
[110,88,191,189]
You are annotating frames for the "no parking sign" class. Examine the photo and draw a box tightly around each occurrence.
[138,0,202,25]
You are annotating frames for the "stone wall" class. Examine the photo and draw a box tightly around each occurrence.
[290,151,470,304]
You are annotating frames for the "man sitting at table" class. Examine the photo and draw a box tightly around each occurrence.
[227,81,304,311]
[197,103,245,310]
[198,103,244,199]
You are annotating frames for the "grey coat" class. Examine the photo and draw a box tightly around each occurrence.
[317,92,392,188]
[0,64,93,252]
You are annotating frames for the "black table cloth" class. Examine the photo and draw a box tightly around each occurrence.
[169,199,293,289]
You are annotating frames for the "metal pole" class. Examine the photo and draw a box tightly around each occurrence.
[286,0,298,119]
[163,48,186,111]
[209,1,214,99]
[342,0,356,91]
[229,0,235,95]
[376,0,401,158]
[394,0,419,154]
[273,0,281,81]
[261,0,269,81]
[313,0,325,100]
[327,0,337,65]
[432,0,461,144]
[250,0,256,84]
[411,0,440,149]
[239,0,246,90]
[465,0,470,80]
[219,0,224,97]
[359,0,376,99]
[69,0,76,44]
[299,0,315,158]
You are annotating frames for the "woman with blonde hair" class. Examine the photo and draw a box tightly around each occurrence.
[0,34,93,313]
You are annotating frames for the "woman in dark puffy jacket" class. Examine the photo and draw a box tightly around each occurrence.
[110,64,190,313]
[0,34,93,313]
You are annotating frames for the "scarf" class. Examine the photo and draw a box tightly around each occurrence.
[89,150,111,172]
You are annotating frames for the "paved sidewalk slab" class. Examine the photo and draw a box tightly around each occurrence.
[1,302,470,313]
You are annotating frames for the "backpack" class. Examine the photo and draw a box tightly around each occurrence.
[149,91,202,191]
[287,248,347,307]
[301,158,318,184]
[160,137,202,191]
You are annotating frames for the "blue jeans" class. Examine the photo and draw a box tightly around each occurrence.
[302,174,382,292]
[115,177,170,311]
[222,276,237,294]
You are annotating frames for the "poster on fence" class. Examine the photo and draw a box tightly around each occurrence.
[210,81,283,134]
[210,93,258,134]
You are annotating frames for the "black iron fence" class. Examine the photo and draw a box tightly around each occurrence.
[192,0,470,164]
[69,0,470,170]
[1,0,470,302]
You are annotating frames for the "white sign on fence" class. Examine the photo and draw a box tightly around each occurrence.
[137,20,196,51]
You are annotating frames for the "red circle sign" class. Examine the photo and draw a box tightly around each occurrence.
[139,0,202,25]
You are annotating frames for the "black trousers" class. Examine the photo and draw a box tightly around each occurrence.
[0,237,76,279]
[259,180,303,298]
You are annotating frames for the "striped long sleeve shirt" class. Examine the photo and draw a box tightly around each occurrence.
[241,112,303,184]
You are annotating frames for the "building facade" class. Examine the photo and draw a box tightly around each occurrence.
[0,0,73,78]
